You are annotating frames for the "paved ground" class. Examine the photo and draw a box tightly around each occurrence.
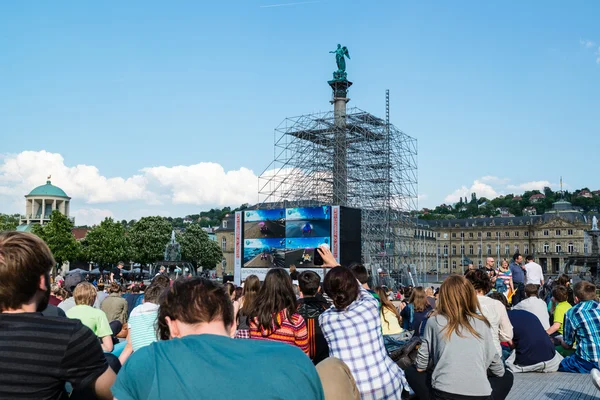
[507,372,598,400]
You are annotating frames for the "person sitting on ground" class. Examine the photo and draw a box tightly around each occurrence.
[235,274,260,339]
[112,278,324,400]
[319,266,408,398]
[225,282,241,324]
[234,286,243,302]
[424,287,436,309]
[555,274,575,306]
[118,275,171,365]
[67,282,116,353]
[405,275,513,400]
[375,286,403,336]
[547,285,572,341]
[58,271,101,312]
[297,270,331,365]
[400,286,433,334]
[465,269,513,358]
[0,232,115,400]
[349,262,380,305]
[513,283,550,330]
[490,293,563,374]
[124,284,143,319]
[557,280,600,374]
[49,283,62,306]
[96,282,108,305]
[101,282,129,329]
[249,268,309,355]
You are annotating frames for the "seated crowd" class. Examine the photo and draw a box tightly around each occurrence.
[1,231,600,399]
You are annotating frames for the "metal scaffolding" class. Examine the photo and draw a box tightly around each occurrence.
[258,92,418,286]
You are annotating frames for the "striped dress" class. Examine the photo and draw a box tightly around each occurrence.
[249,310,309,355]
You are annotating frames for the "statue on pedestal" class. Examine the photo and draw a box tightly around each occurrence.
[330,44,351,81]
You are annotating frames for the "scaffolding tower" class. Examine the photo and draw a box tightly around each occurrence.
[258,91,418,286]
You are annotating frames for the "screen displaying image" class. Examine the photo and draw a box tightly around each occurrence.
[285,206,331,221]
[244,220,286,239]
[285,219,331,238]
[284,237,331,269]
[244,209,286,223]
[242,238,285,269]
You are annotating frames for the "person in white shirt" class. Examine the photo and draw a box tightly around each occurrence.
[466,269,514,357]
[524,255,544,286]
[512,284,551,330]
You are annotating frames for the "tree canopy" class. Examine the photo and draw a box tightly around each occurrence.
[177,223,222,269]
[128,216,172,265]
[81,217,130,267]
[0,214,20,231]
[32,211,80,265]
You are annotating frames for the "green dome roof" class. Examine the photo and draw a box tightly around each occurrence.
[27,180,69,198]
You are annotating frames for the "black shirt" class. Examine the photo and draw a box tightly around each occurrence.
[297,295,330,365]
[0,313,108,400]
[507,310,555,366]
[112,267,123,282]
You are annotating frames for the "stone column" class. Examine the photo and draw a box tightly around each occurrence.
[41,198,45,223]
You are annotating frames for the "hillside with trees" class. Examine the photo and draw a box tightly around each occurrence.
[419,187,599,220]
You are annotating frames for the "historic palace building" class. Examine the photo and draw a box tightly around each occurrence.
[430,199,597,275]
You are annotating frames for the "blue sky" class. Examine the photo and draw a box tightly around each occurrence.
[1,1,599,224]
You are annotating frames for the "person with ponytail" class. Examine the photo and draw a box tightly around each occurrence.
[319,266,408,398]
[405,275,513,400]
[235,275,260,339]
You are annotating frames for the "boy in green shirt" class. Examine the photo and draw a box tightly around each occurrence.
[66,282,114,352]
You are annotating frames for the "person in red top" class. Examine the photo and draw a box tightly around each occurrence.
[249,268,309,355]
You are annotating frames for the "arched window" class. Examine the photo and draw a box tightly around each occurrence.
[505,244,510,255]
[460,245,465,254]
[556,243,562,253]
[444,259,449,270]
[487,244,492,255]
[543,243,549,253]
[443,244,448,255]
[221,237,227,251]
[452,245,456,255]
[469,245,474,255]
[452,260,457,269]
[567,242,574,253]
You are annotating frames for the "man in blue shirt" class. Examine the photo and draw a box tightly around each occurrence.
[112,278,324,400]
[558,281,600,374]
[509,253,526,306]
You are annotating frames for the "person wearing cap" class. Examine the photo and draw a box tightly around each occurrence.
[58,272,101,312]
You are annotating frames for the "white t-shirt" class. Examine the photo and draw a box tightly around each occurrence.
[512,297,550,330]
[477,295,514,356]
[525,262,544,285]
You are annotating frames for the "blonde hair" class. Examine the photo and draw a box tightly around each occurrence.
[436,275,490,340]
[73,282,97,306]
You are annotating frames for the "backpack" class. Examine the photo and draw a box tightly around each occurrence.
[297,299,329,365]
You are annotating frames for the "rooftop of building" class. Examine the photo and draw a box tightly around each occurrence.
[26,179,70,198]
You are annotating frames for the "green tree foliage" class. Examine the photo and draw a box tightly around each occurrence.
[81,218,130,267]
[177,223,223,269]
[129,216,172,265]
[0,214,20,231]
[32,211,81,265]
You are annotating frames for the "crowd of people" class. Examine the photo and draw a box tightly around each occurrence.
[1,231,600,399]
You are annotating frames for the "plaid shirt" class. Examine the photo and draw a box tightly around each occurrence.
[319,286,407,399]
[563,300,600,363]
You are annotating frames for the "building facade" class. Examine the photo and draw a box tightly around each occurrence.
[214,214,235,277]
[430,200,596,275]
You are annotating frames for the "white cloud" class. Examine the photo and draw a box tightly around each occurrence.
[580,39,596,48]
[0,151,261,223]
[71,208,114,226]
[506,180,552,191]
[444,180,499,203]
[480,176,510,185]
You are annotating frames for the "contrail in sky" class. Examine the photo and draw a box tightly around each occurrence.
[260,1,320,8]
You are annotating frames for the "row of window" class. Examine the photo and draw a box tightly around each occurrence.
[439,242,578,256]
[449,229,574,239]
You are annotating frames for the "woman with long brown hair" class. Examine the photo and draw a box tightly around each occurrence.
[248,269,309,354]
[234,275,260,339]
[400,286,433,334]
[375,286,403,335]
[405,275,513,400]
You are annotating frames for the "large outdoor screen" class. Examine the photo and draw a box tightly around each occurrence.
[234,205,360,283]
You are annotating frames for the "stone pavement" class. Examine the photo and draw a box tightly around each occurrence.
[507,372,598,400]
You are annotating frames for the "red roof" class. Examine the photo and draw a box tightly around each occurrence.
[71,228,90,241]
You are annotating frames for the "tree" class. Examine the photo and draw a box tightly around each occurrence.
[0,214,19,231]
[81,218,130,268]
[32,210,81,265]
[129,216,172,265]
[177,223,223,270]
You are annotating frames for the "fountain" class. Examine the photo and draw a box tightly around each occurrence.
[155,230,195,279]
[565,216,600,283]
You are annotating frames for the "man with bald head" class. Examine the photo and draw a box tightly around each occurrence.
[485,257,498,283]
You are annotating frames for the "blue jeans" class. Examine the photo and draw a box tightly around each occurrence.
[559,354,600,373]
